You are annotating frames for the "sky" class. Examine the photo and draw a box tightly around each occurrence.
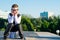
[0,0,60,18]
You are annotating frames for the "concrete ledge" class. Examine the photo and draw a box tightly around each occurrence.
[0,31,60,40]
[0,39,24,40]
[25,37,60,40]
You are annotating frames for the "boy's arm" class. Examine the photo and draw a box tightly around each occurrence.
[15,15,21,24]
[8,14,14,23]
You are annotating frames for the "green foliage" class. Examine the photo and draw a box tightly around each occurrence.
[0,15,60,35]
[40,20,49,31]
[21,15,34,31]
[22,24,28,31]
[0,18,7,29]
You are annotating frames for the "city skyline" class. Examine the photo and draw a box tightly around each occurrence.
[40,11,54,19]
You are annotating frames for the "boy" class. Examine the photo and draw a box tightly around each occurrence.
[4,4,23,39]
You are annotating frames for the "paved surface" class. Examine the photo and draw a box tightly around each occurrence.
[0,31,60,40]
[23,31,60,40]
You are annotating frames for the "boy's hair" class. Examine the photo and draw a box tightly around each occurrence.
[12,4,18,8]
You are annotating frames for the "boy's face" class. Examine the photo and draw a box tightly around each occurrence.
[11,7,19,15]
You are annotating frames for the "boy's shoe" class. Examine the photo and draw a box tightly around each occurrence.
[20,35,24,39]
[4,36,7,40]
[20,37,24,39]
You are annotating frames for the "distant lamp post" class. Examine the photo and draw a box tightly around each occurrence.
[56,30,60,35]
[34,29,36,32]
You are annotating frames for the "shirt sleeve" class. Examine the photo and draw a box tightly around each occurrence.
[15,15,21,24]
[8,14,14,23]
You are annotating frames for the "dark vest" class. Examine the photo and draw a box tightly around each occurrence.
[9,13,20,32]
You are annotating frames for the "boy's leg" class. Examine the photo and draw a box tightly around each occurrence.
[4,23,13,39]
[15,24,23,39]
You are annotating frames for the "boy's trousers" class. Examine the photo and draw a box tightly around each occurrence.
[4,23,23,38]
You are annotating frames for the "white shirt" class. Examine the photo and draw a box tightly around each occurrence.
[8,13,21,24]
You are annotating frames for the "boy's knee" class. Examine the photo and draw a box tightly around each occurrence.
[8,23,14,27]
[8,23,13,25]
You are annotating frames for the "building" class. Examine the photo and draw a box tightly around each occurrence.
[0,10,10,19]
[40,11,53,19]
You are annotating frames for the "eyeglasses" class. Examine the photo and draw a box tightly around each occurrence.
[11,9,19,11]
[11,8,19,11]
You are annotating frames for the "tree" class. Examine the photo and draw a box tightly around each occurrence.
[21,15,34,31]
